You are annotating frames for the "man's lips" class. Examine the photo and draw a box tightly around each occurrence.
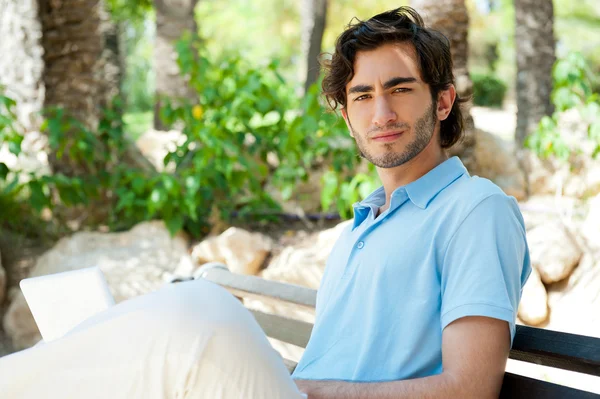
[371,130,405,142]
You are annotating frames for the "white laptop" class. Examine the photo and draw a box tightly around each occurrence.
[20,267,115,342]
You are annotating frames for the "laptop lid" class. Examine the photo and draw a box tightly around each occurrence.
[20,267,115,342]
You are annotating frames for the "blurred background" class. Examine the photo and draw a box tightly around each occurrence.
[0,0,599,392]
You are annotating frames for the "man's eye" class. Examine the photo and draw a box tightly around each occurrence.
[354,95,370,101]
[394,88,411,93]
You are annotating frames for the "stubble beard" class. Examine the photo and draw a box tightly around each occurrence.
[350,101,438,169]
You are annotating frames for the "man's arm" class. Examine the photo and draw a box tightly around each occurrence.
[295,316,510,399]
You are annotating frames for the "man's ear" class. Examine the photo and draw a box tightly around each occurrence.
[437,84,456,121]
[340,108,354,137]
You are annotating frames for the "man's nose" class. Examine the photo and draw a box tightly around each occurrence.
[372,96,397,127]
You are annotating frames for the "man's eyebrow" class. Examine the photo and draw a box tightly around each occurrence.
[383,76,417,89]
[348,77,417,95]
[348,84,374,95]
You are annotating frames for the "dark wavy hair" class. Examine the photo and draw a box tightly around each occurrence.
[321,6,466,149]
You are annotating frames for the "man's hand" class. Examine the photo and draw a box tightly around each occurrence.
[294,316,510,399]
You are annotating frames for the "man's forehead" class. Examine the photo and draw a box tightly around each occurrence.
[346,43,422,90]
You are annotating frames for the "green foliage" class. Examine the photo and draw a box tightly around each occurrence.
[106,0,152,23]
[526,52,600,161]
[471,73,507,107]
[121,19,155,113]
[123,111,153,140]
[164,34,362,223]
[1,34,372,237]
[321,166,380,219]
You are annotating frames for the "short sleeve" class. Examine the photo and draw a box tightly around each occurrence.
[440,194,531,345]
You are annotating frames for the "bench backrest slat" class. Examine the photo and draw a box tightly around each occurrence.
[511,325,600,376]
[500,372,600,399]
[250,309,313,349]
[199,265,317,308]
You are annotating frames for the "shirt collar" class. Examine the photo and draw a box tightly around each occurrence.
[351,156,467,227]
[405,156,467,209]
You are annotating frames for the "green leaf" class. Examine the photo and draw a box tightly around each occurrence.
[132,177,146,195]
[320,171,339,211]
[28,180,48,212]
[280,184,293,201]
[0,162,8,180]
[165,214,184,236]
[8,141,21,156]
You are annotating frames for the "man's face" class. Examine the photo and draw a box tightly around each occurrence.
[342,42,440,169]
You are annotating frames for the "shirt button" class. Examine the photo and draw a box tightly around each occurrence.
[357,241,365,249]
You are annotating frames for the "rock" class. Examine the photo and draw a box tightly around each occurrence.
[135,129,186,172]
[527,222,583,284]
[0,249,5,304]
[520,148,600,199]
[191,227,273,276]
[261,220,351,288]
[582,194,600,252]
[517,267,548,325]
[2,221,193,350]
[519,150,557,196]
[459,129,527,201]
[518,195,580,231]
[545,253,600,338]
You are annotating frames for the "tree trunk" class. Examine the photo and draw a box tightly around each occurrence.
[300,0,328,94]
[153,0,198,130]
[410,0,476,167]
[39,0,119,131]
[514,0,555,147]
[0,0,45,131]
[39,0,151,178]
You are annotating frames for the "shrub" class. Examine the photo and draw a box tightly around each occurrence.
[526,52,600,161]
[471,73,507,108]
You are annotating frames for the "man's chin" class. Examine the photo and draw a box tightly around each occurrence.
[368,154,408,169]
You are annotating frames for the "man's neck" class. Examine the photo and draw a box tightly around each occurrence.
[376,145,448,214]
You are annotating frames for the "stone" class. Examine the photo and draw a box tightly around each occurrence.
[519,150,557,196]
[135,129,186,172]
[461,129,527,201]
[520,148,600,200]
[517,267,548,326]
[545,253,600,338]
[191,227,273,276]
[0,249,5,304]
[527,222,583,284]
[582,194,600,253]
[2,221,193,350]
[261,220,351,288]
[518,195,580,231]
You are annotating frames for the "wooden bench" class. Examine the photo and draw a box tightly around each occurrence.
[195,263,600,398]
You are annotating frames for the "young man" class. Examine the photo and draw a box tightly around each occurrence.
[293,7,531,399]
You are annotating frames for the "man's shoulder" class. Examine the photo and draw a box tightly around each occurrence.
[433,174,522,230]
[442,174,516,209]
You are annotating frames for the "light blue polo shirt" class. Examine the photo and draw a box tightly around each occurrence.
[292,156,531,382]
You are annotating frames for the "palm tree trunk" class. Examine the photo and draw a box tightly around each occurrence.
[0,0,45,131]
[39,0,152,178]
[39,0,118,130]
[300,0,328,94]
[514,0,555,147]
[153,0,198,130]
